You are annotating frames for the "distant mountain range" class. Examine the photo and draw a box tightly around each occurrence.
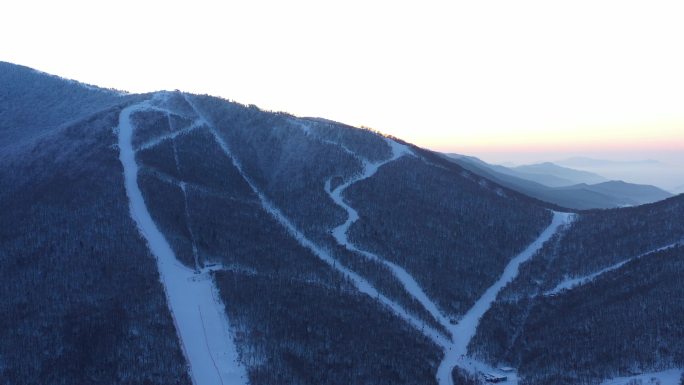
[445,154,673,210]
[556,156,662,167]
[510,162,607,187]
[552,156,683,194]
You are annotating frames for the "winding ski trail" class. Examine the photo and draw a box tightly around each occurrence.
[117,100,248,385]
[183,94,452,349]
[546,239,682,296]
[178,93,574,384]
[317,126,576,385]
[324,141,457,335]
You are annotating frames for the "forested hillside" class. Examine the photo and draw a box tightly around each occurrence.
[1,63,682,385]
[0,61,122,149]
[345,155,550,316]
[0,100,190,385]
[472,196,684,385]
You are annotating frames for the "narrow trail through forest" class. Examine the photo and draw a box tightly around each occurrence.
[301,120,574,385]
[546,239,682,296]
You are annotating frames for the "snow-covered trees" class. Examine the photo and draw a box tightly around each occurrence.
[4,61,683,385]
[472,196,684,385]
[345,155,551,317]
[0,61,121,149]
[0,105,190,385]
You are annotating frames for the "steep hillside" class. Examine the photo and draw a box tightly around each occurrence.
[471,195,684,385]
[0,61,123,149]
[0,99,191,385]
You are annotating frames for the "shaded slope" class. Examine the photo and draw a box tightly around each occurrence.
[0,104,191,385]
[472,195,684,385]
[516,245,684,385]
[0,61,123,149]
[346,155,552,317]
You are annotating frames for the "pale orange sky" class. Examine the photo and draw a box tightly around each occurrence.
[2,0,684,167]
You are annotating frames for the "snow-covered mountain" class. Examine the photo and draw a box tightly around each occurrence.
[1,62,682,385]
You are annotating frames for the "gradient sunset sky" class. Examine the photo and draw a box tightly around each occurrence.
[3,0,683,167]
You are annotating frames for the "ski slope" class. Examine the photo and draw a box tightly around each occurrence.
[117,100,248,385]
[311,119,575,385]
[437,212,575,385]
[183,94,451,349]
[546,239,683,296]
[181,93,576,385]
[451,212,574,356]
[324,139,457,333]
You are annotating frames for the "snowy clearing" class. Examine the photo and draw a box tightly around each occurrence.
[546,240,682,296]
[117,100,248,385]
[601,368,683,385]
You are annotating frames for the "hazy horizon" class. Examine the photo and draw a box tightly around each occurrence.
[3,0,683,189]
[447,149,684,192]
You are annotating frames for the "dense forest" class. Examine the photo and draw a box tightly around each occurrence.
[346,155,551,317]
[0,103,190,385]
[0,62,122,148]
[472,197,684,385]
[129,94,446,383]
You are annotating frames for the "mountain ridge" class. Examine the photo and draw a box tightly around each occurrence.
[446,153,673,209]
[510,161,607,186]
